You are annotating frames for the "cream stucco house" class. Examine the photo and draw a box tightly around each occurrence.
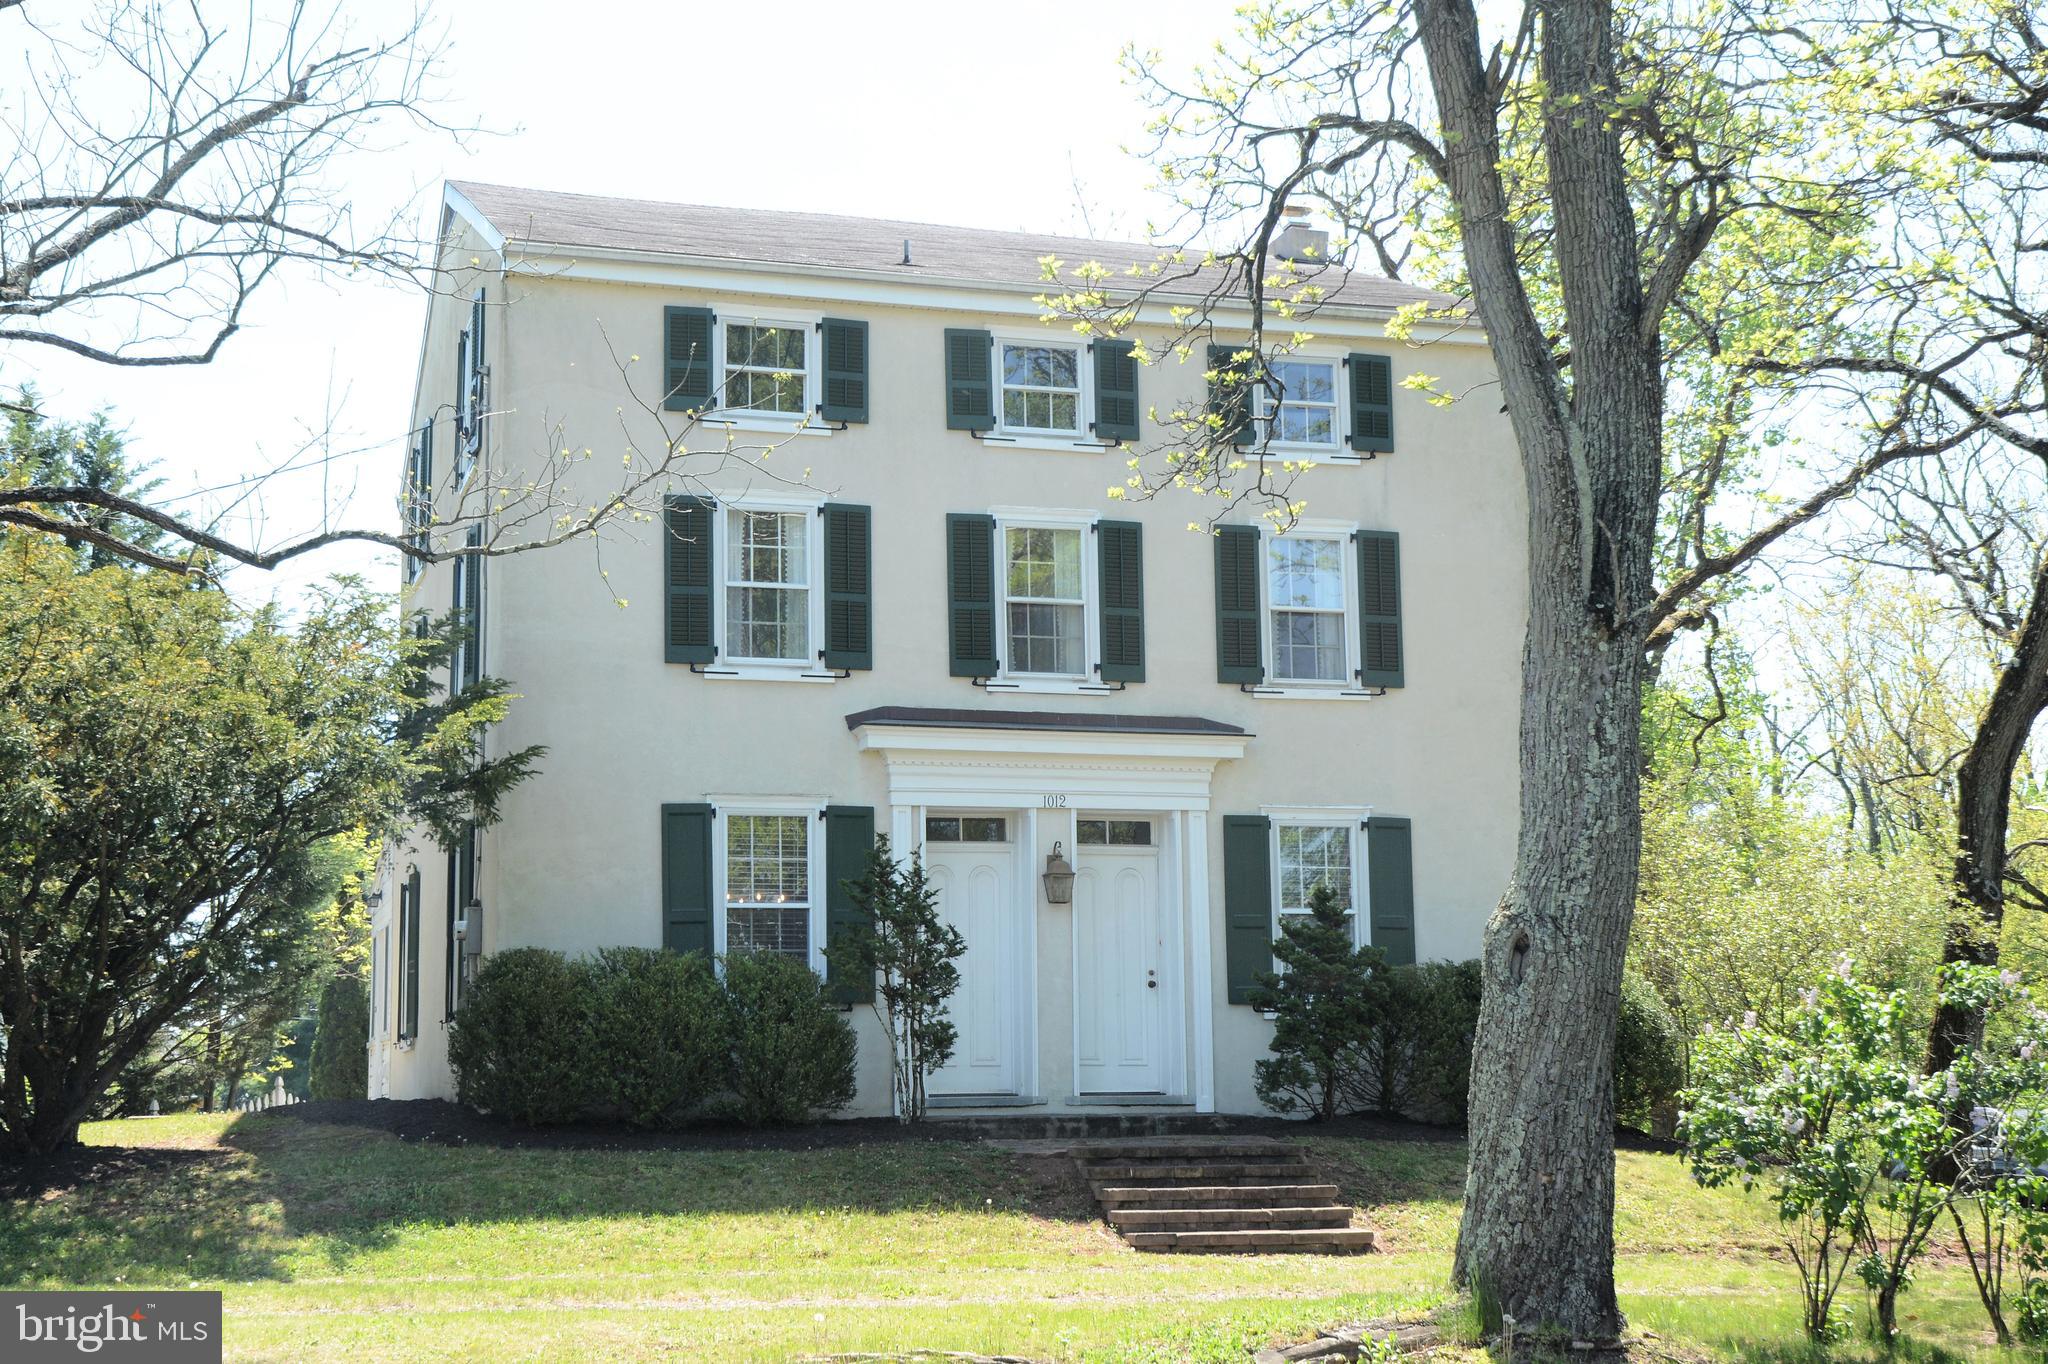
[364,181,1525,1117]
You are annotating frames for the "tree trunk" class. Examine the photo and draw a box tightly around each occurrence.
[1415,0,1660,1341]
[1925,556,2048,1076]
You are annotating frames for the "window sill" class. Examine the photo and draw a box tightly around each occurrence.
[700,663,843,683]
[982,677,1122,696]
[1248,684,1379,701]
[699,414,836,438]
[978,432,1114,454]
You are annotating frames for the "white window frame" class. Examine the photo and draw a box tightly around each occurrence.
[991,334,1096,450]
[702,312,833,437]
[710,798,826,975]
[1264,806,1371,951]
[1254,351,1349,458]
[700,492,838,683]
[987,507,1117,696]
[1257,520,1363,697]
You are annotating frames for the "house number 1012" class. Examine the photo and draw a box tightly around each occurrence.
[1041,794,1068,808]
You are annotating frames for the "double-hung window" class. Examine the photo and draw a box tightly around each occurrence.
[1003,522,1088,678]
[1265,531,1353,685]
[724,812,811,961]
[1261,358,1341,451]
[1275,820,1358,936]
[722,320,809,416]
[725,508,811,663]
[997,340,1085,439]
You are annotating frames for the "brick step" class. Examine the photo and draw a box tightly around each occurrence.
[1066,1140,1294,1161]
[1124,1226,1378,1254]
[1093,1183,1341,1209]
[1080,1160,1309,1182]
[1108,1204,1354,1231]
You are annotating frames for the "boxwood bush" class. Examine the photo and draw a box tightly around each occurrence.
[719,950,858,1127]
[450,945,855,1129]
[589,947,730,1128]
[447,947,600,1126]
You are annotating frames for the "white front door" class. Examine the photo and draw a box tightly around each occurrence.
[1072,824,1167,1094]
[926,829,1023,1096]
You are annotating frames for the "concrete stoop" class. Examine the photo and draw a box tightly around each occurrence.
[1073,1137,1377,1254]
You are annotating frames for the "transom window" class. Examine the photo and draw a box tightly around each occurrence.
[726,510,810,662]
[999,343,1082,435]
[725,813,810,960]
[723,322,808,415]
[1263,359,1339,447]
[1077,819,1153,846]
[1268,535,1349,683]
[1277,822,1354,929]
[1005,525,1086,676]
[925,815,1009,843]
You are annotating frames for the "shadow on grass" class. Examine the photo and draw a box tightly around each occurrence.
[0,1105,1102,1288]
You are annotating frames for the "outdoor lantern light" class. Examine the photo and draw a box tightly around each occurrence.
[364,885,383,910]
[460,897,484,956]
[1042,843,1075,905]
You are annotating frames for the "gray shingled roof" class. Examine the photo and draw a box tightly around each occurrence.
[450,181,1446,314]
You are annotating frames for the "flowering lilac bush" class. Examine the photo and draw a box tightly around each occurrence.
[1681,959,2048,1343]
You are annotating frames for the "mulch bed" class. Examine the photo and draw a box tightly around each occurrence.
[262,1097,1483,1153]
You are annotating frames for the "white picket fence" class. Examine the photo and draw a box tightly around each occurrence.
[231,1078,302,1113]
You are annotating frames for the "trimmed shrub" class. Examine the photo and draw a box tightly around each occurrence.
[308,974,371,1100]
[448,948,599,1126]
[589,947,729,1127]
[1352,959,1486,1125]
[1248,882,1387,1119]
[719,951,857,1126]
[1615,968,1685,1131]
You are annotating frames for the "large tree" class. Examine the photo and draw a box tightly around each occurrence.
[1047,0,1942,1336]
[0,534,540,1154]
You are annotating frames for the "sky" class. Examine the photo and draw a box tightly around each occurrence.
[7,0,1245,607]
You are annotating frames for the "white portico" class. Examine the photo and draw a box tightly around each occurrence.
[847,708,1250,1114]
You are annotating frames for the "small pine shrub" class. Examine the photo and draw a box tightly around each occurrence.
[589,947,729,1127]
[719,950,858,1126]
[1248,882,1387,1120]
[448,948,600,1125]
[308,974,371,1101]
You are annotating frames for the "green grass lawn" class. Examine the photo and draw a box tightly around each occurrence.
[0,1111,2026,1363]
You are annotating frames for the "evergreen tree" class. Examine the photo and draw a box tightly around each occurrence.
[836,837,965,1122]
[1249,881,1388,1121]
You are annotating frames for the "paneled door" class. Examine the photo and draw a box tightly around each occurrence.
[925,818,1023,1096]
[1072,818,1166,1094]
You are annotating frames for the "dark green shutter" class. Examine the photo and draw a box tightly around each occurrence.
[401,868,421,1040]
[1366,816,1416,965]
[824,805,876,1005]
[1092,339,1140,442]
[822,502,873,670]
[1357,530,1403,688]
[461,524,483,689]
[663,495,715,664]
[1214,524,1263,683]
[664,306,716,412]
[946,513,998,676]
[1224,815,1274,1004]
[471,290,487,374]
[454,329,470,438]
[820,318,869,423]
[1097,519,1145,682]
[661,803,714,956]
[1207,344,1251,447]
[944,329,994,431]
[1348,353,1394,453]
